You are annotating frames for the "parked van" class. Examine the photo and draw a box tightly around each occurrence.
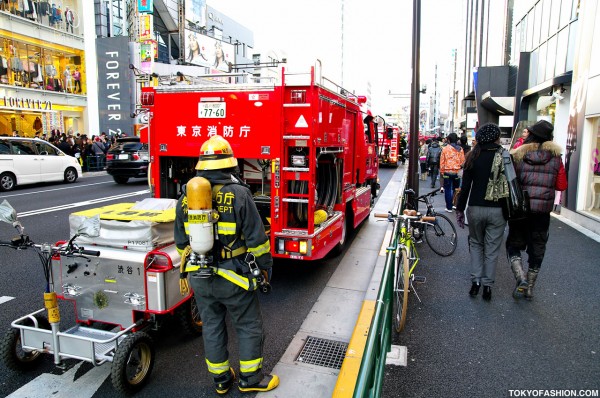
[0,137,82,191]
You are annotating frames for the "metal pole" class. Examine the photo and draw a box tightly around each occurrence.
[408,0,421,194]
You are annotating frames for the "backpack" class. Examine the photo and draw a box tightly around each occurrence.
[428,145,442,165]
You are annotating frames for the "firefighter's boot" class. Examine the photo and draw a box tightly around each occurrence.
[525,269,540,301]
[509,256,528,299]
[238,374,279,393]
[215,368,235,395]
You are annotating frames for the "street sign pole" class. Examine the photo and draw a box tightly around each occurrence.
[409,0,422,196]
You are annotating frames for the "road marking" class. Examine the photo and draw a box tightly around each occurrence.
[7,361,110,398]
[17,190,150,217]
[0,296,15,304]
[0,181,114,198]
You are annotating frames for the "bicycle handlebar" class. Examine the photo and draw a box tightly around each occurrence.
[79,249,101,257]
[374,213,389,218]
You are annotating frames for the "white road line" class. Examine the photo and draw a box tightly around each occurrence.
[0,296,15,304]
[7,361,110,398]
[17,190,150,217]
[0,181,114,198]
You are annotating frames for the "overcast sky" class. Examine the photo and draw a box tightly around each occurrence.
[208,0,462,115]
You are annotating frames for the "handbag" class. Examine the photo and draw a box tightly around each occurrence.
[501,149,530,220]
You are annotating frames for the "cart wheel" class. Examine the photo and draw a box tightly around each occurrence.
[1,315,50,371]
[177,295,203,337]
[111,332,155,394]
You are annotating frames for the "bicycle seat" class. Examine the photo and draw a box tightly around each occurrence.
[403,209,418,217]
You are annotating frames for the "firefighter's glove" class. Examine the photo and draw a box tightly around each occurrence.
[259,269,272,295]
[179,245,192,296]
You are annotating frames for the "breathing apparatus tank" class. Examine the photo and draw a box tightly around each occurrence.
[186,177,215,264]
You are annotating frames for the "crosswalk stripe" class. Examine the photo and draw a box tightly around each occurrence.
[0,296,15,304]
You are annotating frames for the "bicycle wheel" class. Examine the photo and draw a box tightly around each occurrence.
[424,213,458,256]
[394,247,410,333]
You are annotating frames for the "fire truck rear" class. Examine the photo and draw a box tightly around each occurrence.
[141,66,379,260]
[378,125,401,166]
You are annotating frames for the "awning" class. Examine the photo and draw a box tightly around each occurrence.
[463,91,475,101]
[480,91,514,115]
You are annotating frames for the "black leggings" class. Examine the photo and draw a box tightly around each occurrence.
[506,212,551,270]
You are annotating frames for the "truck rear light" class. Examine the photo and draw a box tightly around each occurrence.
[145,252,172,271]
[281,239,308,254]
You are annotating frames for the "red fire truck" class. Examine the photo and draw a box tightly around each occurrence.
[140,66,379,260]
[377,125,402,166]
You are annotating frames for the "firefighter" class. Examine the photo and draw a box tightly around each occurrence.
[174,135,279,394]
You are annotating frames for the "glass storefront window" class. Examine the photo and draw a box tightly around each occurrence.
[0,36,85,94]
[1,1,82,36]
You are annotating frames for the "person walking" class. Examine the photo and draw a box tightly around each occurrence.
[399,134,408,165]
[455,123,507,301]
[418,139,428,180]
[426,137,442,188]
[512,125,529,149]
[460,135,471,154]
[174,136,279,394]
[440,132,465,212]
[505,120,567,300]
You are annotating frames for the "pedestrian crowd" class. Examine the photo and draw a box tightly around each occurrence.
[408,120,567,302]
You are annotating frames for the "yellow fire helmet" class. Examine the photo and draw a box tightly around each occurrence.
[195,136,238,170]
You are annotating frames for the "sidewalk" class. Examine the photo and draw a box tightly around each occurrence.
[261,166,405,397]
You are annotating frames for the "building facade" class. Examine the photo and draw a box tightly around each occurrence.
[0,0,90,138]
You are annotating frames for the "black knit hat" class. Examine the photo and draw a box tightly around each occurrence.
[475,123,501,144]
[528,120,554,141]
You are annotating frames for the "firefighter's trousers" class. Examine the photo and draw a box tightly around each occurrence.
[189,274,265,385]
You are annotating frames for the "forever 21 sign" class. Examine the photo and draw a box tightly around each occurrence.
[1,97,52,110]
[96,36,133,137]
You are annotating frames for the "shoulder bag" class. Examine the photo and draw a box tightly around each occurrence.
[501,149,530,220]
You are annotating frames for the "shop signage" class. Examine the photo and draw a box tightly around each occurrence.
[139,14,153,41]
[96,36,133,137]
[138,0,153,13]
[1,96,52,111]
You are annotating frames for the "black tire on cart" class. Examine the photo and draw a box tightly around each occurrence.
[0,315,50,371]
[177,295,203,337]
[111,332,155,394]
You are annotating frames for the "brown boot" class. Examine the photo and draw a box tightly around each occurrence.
[525,269,539,300]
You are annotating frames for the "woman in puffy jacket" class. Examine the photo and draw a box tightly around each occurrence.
[505,120,567,301]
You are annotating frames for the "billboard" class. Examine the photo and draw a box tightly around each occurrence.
[184,29,234,72]
[185,0,206,28]
[138,0,153,13]
[96,37,133,137]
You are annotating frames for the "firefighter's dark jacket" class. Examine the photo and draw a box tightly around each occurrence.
[174,169,273,273]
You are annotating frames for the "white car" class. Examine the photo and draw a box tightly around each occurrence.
[0,137,82,191]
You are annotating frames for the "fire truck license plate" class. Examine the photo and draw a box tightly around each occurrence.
[198,102,226,118]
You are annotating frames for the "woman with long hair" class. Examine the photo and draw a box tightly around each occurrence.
[187,32,207,64]
[455,123,507,301]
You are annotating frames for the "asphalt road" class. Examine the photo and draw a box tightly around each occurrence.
[382,174,600,398]
[0,168,396,398]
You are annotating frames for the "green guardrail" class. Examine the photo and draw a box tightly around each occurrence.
[352,176,407,397]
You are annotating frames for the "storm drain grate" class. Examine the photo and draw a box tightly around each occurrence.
[296,336,348,369]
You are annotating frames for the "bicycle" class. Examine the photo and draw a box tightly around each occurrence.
[375,209,436,332]
[404,188,458,256]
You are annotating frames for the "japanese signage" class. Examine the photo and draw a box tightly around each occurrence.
[139,14,153,41]
[137,0,153,13]
[96,37,133,137]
